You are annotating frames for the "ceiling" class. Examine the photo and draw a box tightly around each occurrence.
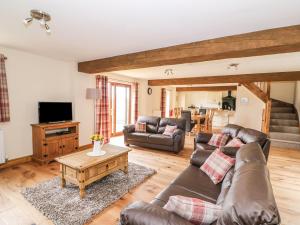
[109,52,300,79]
[1,0,300,62]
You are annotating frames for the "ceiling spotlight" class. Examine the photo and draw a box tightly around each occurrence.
[23,9,51,33]
[45,23,51,33]
[227,63,239,70]
[164,69,174,76]
[23,18,33,24]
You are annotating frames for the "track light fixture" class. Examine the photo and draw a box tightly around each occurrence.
[23,9,51,34]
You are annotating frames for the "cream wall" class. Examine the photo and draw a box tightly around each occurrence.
[0,48,150,160]
[234,86,265,130]
[270,81,296,104]
[0,47,74,160]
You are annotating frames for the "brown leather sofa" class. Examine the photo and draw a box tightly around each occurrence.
[120,142,280,225]
[123,116,186,153]
[194,124,271,160]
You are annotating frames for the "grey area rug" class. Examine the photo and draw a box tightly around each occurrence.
[22,162,156,225]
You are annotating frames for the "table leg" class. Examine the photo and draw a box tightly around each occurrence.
[123,164,128,174]
[79,186,86,199]
[78,170,86,199]
[60,164,66,188]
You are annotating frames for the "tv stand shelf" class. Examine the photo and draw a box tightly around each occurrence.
[31,121,80,164]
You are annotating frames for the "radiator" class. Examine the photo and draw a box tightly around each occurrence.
[0,129,5,163]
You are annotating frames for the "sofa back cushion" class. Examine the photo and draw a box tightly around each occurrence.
[217,143,280,225]
[237,128,268,147]
[221,124,242,138]
[137,116,160,133]
[158,118,186,134]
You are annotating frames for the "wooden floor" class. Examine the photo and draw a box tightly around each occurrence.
[0,136,300,225]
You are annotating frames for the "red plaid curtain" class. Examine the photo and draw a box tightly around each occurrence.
[160,88,166,118]
[134,82,139,123]
[0,54,10,122]
[95,75,110,143]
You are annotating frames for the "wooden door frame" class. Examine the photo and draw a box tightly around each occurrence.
[109,82,132,136]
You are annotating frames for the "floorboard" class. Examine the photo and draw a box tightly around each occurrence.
[0,136,299,225]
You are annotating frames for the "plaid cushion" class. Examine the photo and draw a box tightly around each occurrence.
[163,195,222,225]
[225,137,244,148]
[135,122,146,133]
[163,125,177,136]
[200,149,235,184]
[208,133,229,147]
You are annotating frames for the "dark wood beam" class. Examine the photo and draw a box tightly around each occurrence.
[176,86,237,92]
[78,25,300,73]
[148,71,300,86]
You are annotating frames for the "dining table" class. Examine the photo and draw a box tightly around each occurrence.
[191,114,206,133]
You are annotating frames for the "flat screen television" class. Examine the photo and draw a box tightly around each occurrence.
[38,102,73,123]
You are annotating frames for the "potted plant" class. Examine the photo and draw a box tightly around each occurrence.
[86,134,106,156]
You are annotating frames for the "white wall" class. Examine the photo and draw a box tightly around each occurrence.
[234,86,265,130]
[0,47,74,160]
[0,48,150,160]
[270,81,296,104]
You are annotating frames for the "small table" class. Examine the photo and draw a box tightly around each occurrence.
[55,144,131,198]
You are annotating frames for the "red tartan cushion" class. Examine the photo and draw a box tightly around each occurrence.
[200,149,235,184]
[208,133,229,147]
[163,195,222,225]
[135,122,146,133]
[163,125,177,136]
[225,137,244,147]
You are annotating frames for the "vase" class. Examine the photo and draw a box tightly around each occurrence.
[87,140,106,156]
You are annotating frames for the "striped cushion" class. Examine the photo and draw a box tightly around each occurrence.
[163,125,177,136]
[200,149,235,184]
[135,122,146,133]
[208,133,229,147]
[225,138,244,148]
[163,195,222,225]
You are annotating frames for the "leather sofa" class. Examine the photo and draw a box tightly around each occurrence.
[194,124,271,160]
[123,116,186,153]
[120,142,280,225]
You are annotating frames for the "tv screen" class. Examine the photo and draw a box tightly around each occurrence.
[38,102,73,123]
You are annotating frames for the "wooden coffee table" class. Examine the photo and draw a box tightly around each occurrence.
[55,144,131,198]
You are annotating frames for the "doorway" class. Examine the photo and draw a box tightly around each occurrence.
[110,83,131,136]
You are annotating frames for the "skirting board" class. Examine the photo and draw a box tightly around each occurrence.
[0,143,93,169]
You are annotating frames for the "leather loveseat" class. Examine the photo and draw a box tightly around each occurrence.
[123,116,186,153]
[120,142,280,225]
[194,124,271,160]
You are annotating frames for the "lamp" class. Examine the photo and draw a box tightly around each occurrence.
[86,88,101,133]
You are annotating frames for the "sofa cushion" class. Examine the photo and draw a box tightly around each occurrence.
[135,122,146,133]
[190,150,213,167]
[163,125,177,136]
[127,132,151,142]
[208,134,230,147]
[148,134,173,146]
[237,128,267,147]
[171,165,221,203]
[163,195,222,225]
[158,118,186,134]
[221,124,243,138]
[225,138,244,148]
[200,149,235,184]
[196,143,217,151]
[137,116,160,133]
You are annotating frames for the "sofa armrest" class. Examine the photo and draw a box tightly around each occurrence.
[219,146,240,157]
[120,201,193,225]
[190,149,213,167]
[123,124,135,134]
[195,132,213,144]
[172,129,184,138]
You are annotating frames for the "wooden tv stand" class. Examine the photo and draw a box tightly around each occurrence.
[31,121,80,164]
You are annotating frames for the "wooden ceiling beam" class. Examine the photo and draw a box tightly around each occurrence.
[176,86,237,92]
[148,71,300,86]
[78,25,300,73]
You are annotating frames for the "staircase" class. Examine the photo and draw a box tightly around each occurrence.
[269,99,300,149]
